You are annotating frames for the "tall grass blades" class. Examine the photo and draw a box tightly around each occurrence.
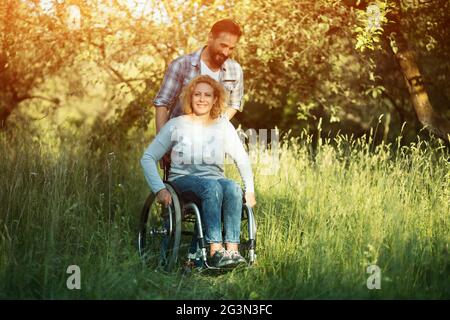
[0,130,449,299]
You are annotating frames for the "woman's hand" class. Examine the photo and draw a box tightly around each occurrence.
[156,188,172,207]
[245,192,257,208]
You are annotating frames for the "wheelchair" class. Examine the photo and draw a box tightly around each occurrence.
[137,167,257,271]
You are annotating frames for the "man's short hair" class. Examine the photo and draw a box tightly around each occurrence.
[210,19,242,39]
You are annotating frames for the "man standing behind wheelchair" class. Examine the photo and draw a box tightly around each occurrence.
[153,19,245,170]
[141,75,256,268]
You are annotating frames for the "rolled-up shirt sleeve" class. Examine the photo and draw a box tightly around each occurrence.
[229,64,244,112]
[153,58,184,110]
[140,120,175,194]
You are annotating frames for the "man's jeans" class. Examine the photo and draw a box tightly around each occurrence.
[171,175,243,244]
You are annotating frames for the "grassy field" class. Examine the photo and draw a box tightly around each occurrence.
[0,129,449,299]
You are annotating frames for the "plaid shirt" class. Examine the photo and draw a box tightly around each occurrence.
[153,47,244,119]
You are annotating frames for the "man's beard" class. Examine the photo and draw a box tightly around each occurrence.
[212,52,227,67]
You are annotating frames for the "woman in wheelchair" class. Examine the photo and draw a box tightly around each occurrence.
[141,75,256,268]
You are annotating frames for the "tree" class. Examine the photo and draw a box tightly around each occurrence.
[0,0,75,128]
[0,0,173,131]
[351,0,450,142]
[3,0,448,145]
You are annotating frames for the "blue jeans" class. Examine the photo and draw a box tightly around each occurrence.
[171,175,243,244]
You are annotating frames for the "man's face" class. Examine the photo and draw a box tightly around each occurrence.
[207,32,239,67]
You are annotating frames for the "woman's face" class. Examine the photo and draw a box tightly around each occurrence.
[191,82,217,116]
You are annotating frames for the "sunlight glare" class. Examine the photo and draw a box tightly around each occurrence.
[39,0,54,13]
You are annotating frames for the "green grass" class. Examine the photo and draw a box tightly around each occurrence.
[0,130,449,299]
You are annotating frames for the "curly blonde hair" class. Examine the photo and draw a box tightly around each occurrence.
[181,75,227,119]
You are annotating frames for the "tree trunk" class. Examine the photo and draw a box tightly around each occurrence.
[388,10,450,143]
[0,102,16,129]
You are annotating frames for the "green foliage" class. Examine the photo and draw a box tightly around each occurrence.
[2,0,449,142]
[400,0,450,119]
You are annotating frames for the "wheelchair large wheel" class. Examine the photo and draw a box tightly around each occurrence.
[138,183,182,271]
